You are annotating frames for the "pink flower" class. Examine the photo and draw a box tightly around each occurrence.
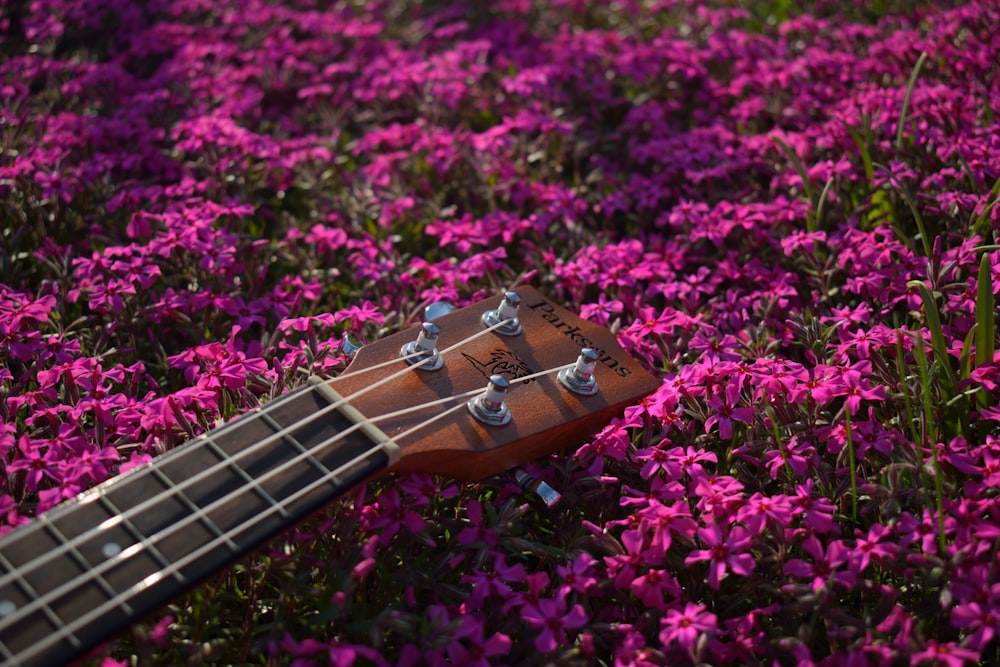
[521,595,588,653]
[684,524,755,589]
[784,535,855,591]
[658,602,718,651]
[909,640,980,667]
[704,382,754,439]
[367,489,425,546]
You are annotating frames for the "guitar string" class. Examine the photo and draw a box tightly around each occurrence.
[0,362,574,662]
[0,316,511,597]
[0,322,504,592]
[2,315,511,587]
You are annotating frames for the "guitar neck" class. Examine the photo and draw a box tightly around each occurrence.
[0,380,394,667]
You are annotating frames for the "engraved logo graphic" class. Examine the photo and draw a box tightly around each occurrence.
[462,348,535,383]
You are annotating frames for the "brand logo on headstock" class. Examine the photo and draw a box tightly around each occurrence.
[528,300,633,377]
[462,348,536,383]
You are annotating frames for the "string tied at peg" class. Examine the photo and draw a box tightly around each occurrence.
[400,322,443,370]
[481,290,523,336]
[558,347,600,396]
[469,374,512,425]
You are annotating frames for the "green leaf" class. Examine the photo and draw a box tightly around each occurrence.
[840,118,875,182]
[911,330,937,446]
[973,174,1000,239]
[975,253,995,369]
[896,51,928,152]
[910,281,958,397]
[877,162,931,258]
[959,323,976,381]
[773,135,815,219]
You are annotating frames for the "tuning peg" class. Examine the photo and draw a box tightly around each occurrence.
[468,374,512,426]
[513,468,562,508]
[341,333,362,358]
[400,322,443,370]
[558,347,600,396]
[424,301,456,322]
[481,290,523,336]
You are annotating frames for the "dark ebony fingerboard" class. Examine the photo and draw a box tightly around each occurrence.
[0,381,394,667]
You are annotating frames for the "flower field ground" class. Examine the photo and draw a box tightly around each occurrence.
[2,0,1000,664]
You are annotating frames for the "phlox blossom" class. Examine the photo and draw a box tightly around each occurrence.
[658,602,718,652]
[684,524,754,589]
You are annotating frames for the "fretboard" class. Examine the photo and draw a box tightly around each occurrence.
[0,380,396,667]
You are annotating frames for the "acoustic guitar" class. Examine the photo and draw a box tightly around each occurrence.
[0,287,659,666]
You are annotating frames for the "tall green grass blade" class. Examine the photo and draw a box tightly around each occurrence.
[894,323,922,449]
[911,330,947,553]
[879,163,932,258]
[973,175,1000,239]
[975,253,995,369]
[911,281,958,394]
[844,409,858,522]
[773,135,815,218]
[912,330,937,446]
[814,177,835,232]
[896,51,928,152]
[841,120,875,182]
[959,324,977,382]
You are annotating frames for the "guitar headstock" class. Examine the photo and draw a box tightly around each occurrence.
[329,287,661,481]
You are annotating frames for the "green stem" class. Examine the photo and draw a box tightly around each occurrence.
[844,409,858,523]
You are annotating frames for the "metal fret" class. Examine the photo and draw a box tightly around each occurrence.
[0,533,84,652]
[149,466,239,553]
[0,382,398,667]
[257,409,337,482]
[40,517,133,618]
[97,495,180,582]
[200,432,292,521]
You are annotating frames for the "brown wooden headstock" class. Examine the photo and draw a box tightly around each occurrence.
[330,287,661,481]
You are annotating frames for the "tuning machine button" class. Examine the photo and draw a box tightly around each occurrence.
[341,334,362,358]
[424,301,456,322]
[482,291,523,336]
[469,374,512,426]
[514,468,562,508]
[401,322,443,370]
[558,348,599,396]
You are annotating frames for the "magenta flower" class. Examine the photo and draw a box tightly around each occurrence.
[366,488,426,546]
[849,523,898,573]
[460,554,524,606]
[736,492,795,536]
[684,524,755,590]
[446,622,511,667]
[950,601,1000,651]
[6,435,63,491]
[658,602,718,652]
[704,382,754,439]
[555,552,598,597]
[784,535,855,591]
[910,640,980,667]
[521,595,588,653]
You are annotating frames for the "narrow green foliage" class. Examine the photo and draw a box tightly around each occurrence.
[975,253,995,369]
[844,409,858,522]
[911,332,947,553]
[866,189,900,234]
[879,163,932,257]
[911,281,958,396]
[911,328,937,446]
[773,136,815,220]
[974,174,1000,238]
[814,177,835,233]
[959,324,977,382]
[896,51,928,152]
[841,117,876,182]
[894,324,922,484]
